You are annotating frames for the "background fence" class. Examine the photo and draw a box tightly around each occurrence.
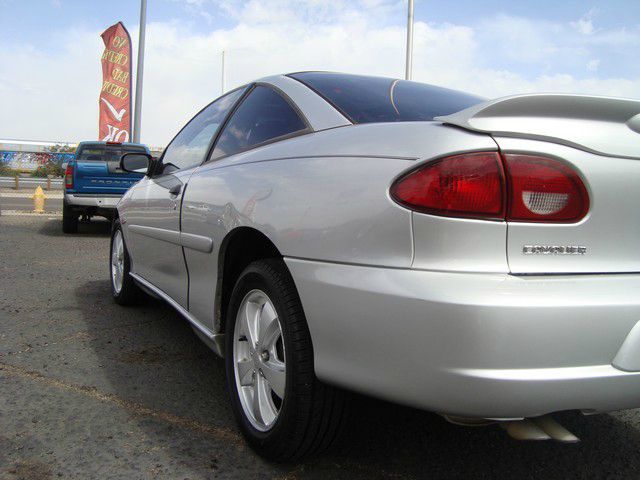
[0,151,75,171]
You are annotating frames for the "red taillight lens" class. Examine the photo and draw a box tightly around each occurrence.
[504,154,589,223]
[391,152,589,223]
[390,152,505,219]
[65,164,74,189]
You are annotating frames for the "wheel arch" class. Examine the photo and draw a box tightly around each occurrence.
[111,208,120,230]
[215,227,283,334]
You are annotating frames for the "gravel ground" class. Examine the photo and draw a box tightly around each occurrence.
[2,215,640,479]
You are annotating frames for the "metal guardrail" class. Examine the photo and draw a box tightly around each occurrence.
[0,176,63,189]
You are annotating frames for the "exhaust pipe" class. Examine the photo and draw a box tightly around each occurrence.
[501,419,551,441]
[442,414,579,443]
[531,416,579,443]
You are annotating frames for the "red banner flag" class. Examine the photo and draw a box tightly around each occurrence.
[99,22,132,142]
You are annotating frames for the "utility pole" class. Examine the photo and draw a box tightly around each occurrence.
[405,0,414,80]
[133,0,147,143]
[221,50,226,95]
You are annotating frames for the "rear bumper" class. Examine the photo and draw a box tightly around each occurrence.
[64,193,122,209]
[286,258,640,418]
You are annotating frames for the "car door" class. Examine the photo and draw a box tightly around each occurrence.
[125,87,247,307]
[181,84,311,329]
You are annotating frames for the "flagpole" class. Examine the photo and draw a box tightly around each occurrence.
[405,0,414,80]
[133,0,147,143]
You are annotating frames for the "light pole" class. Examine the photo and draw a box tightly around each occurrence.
[405,0,414,80]
[221,50,226,95]
[133,0,147,143]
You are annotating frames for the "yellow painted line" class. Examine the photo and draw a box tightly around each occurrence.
[0,361,243,448]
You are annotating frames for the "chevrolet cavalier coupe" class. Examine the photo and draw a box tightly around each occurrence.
[111,72,640,460]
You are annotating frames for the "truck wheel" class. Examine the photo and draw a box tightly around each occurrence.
[62,204,79,233]
[225,259,349,462]
[110,219,143,305]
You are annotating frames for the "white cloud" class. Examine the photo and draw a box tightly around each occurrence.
[571,8,597,35]
[0,29,103,143]
[1,2,639,146]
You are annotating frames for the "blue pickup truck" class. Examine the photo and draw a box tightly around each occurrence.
[63,141,149,233]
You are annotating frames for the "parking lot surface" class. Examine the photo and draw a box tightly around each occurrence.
[2,215,640,479]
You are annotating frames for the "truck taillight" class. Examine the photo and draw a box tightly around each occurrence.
[391,152,589,223]
[65,164,74,189]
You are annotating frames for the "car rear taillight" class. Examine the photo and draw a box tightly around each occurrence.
[65,164,74,189]
[390,152,505,219]
[503,154,589,223]
[391,152,589,223]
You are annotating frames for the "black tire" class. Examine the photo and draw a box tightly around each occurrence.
[110,218,143,305]
[225,259,349,462]
[62,204,78,233]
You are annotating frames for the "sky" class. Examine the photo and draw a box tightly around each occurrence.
[1,0,639,146]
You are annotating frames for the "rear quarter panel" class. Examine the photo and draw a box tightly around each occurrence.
[180,122,500,329]
[182,154,414,329]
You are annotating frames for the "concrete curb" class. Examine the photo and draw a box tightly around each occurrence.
[0,192,64,199]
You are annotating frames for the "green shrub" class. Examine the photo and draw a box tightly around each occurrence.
[0,163,20,176]
[31,161,64,178]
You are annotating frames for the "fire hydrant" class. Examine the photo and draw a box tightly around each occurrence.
[32,186,46,214]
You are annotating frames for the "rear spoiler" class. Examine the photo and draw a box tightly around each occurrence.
[435,93,640,160]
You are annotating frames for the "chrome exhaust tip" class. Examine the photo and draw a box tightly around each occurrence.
[442,414,580,443]
[503,416,579,443]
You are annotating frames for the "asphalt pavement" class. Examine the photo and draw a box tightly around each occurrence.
[2,215,640,479]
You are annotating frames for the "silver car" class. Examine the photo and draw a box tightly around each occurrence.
[111,72,640,460]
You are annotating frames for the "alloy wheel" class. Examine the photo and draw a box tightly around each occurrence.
[111,229,124,294]
[233,289,286,432]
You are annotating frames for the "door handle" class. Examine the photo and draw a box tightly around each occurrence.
[168,184,182,196]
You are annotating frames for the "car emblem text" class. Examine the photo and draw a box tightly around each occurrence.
[523,245,587,255]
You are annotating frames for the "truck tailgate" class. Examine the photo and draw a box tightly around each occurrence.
[74,161,142,194]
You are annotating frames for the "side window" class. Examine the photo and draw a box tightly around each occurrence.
[160,87,245,173]
[210,86,308,160]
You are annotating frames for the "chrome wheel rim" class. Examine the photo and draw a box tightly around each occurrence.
[233,289,286,432]
[111,230,124,294]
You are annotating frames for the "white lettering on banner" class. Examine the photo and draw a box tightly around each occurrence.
[102,125,130,142]
[101,97,126,122]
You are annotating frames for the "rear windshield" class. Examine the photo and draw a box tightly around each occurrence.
[289,72,483,124]
[76,144,146,162]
